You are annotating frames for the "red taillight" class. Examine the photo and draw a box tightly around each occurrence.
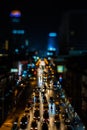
[34,71,36,75]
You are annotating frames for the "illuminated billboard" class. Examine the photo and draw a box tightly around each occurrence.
[10,68,18,73]
[10,10,21,17]
[57,65,64,73]
[49,32,57,37]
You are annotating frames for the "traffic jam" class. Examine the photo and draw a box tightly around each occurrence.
[12,59,83,130]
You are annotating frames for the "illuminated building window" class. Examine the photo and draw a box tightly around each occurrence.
[12,30,25,34]
[15,49,19,53]
[49,32,57,37]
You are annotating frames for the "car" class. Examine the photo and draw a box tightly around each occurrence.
[42,95,47,103]
[43,77,47,82]
[41,90,45,95]
[55,104,61,113]
[43,84,47,91]
[67,125,74,130]
[33,96,40,104]
[42,88,46,93]
[25,107,30,113]
[64,118,71,125]
[11,117,19,130]
[33,87,41,92]
[43,103,48,111]
[41,122,48,130]
[49,96,55,104]
[30,120,38,130]
[43,98,48,104]
[24,108,30,118]
[33,110,40,121]
[42,95,46,100]
[20,115,28,129]
[35,92,39,98]
[54,114,60,128]
[71,117,80,127]
[35,98,40,104]
[27,98,33,105]
[29,75,36,81]
[26,101,32,109]
[43,110,49,123]
[35,102,40,110]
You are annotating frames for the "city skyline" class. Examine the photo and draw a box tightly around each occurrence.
[0,1,87,50]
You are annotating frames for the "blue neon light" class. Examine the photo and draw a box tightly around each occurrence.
[15,49,19,53]
[49,32,57,37]
[10,13,21,17]
[47,52,53,55]
[10,10,21,17]
[12,30,25,34]
[48,47,56,51]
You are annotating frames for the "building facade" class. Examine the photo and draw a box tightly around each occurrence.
[59,10,87,54]
[9,10,29,56]
[64,54,87,129]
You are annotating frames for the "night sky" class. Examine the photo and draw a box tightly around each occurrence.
[0,0,87,50]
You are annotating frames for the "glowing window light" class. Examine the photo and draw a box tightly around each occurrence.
[48,47,53,51]
[48,57,51,60]
[48,47,56,51]
[47,52,53,56]
[10,10,21,17]
[15,49,19,53]
[49,32,57,37]
[12,30,25,34]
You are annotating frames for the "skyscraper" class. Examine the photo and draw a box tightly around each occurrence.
[47,32,59,57]
[9,10,27,56]
[59,10,87,54]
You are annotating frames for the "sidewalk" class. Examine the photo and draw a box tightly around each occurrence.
[0,108,16,130]
[0,105,25,130]
[0,118,13,130]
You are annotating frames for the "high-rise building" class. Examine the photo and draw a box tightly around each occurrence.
[59,10,87,54]
[9,10,28,56]
[47,32,59,57]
